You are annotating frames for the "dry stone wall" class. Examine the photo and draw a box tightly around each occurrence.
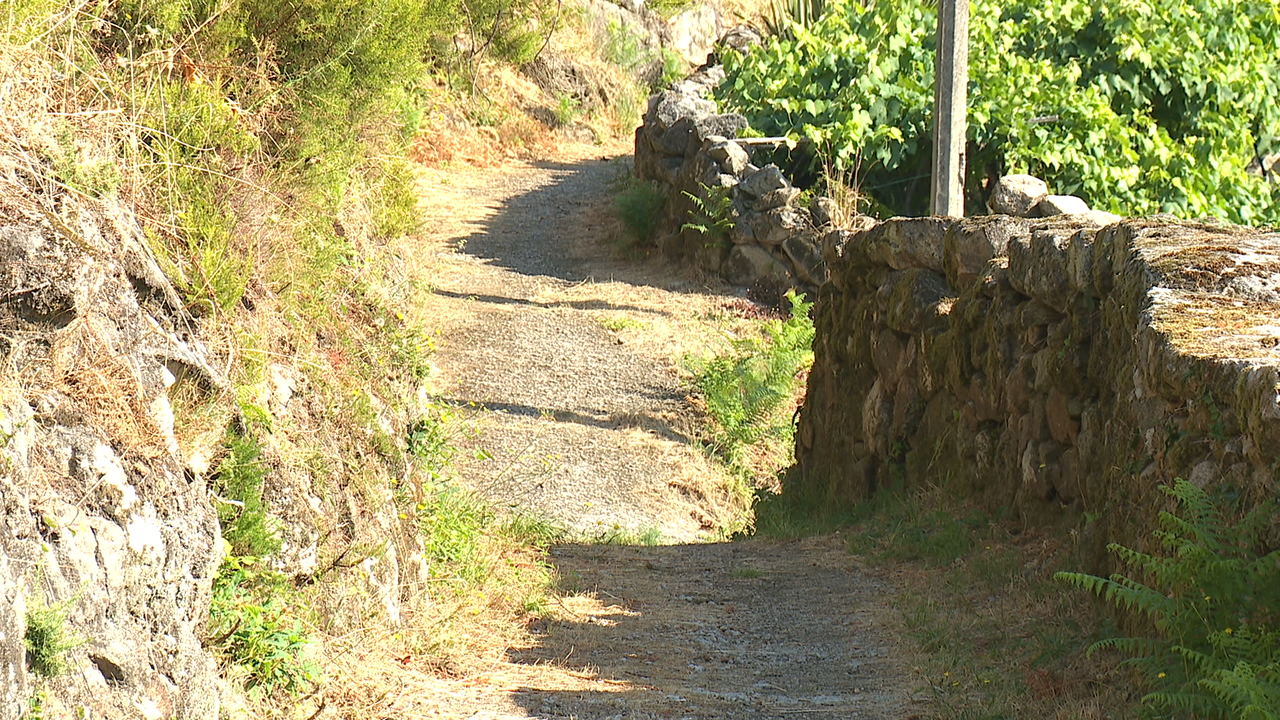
[794,214,1280,560]
[634,49,853,299]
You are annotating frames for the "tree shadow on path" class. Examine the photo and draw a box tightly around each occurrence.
[502,538,922,720]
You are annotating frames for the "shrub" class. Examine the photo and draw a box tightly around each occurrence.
[213,431,281,559]
[1056,479,1280,718]
[208,557,320,700]
[613,177,667,245]
[716,0,1280,223]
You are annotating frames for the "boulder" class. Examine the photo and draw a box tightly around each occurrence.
[667,3,721,66]
[754,186,801,211]
[1069,209,1122,227]
[694,113,749,141]
[782,231,826,285]
[943,216,1029,288]
[743,206,810,246]
[707,139,750,175]
[861,217,950,273]
[717,25,763,55]
[988,174,1049,216]
[645,91,715,130]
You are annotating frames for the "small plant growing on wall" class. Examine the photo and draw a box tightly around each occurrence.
[24,596,83,677]
[682,184,736,246]
[1055,479,1280,718]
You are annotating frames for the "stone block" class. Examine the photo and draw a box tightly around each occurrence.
[1008,223,1075,311]
[1045,388,1079,445]
[878,268,954,335]
[739,164,788,197]
[988,174,1048,216]
[743,206,809,246]
[1033,194,1090,217]
[862,378,894,458]
[781,231,826,285]
[695,113,750,141]
[943,216,1028,288]
[755,186,801,211]
[862,217,950,272]
[707,139,750,175]
[722,244,790,287]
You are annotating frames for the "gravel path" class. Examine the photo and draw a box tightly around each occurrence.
[414,151,922,718]
[425,156,731,540]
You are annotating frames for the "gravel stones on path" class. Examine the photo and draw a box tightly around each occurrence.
[424,157,727,540]
[514,537,920,719]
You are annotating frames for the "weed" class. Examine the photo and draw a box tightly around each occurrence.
[553,93,582,127]
[601,18,652,72]
[417,482,494,583]
[213,431,281,559]
[407,409,457,483]
[1056,479,1280,718]
[594,525,664,546]
[208,557,320,700]
[731,567,763,578]
[599,315,645,332]
[612,176,667,246]
[24,597,82,677]
[21,687,45,720]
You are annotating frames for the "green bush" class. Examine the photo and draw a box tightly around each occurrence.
[716,0,1280,223]
[613,176,667,244]
[1056,479,1280,718]
[214,431,281,559]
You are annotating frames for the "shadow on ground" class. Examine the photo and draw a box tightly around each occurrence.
[452,157,721,295]
[502,539,921,720]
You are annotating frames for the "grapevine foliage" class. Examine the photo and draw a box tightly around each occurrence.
[715,0,1280,223]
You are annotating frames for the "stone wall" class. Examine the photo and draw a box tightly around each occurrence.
[794,214,1280,560]
[634,51,852,299]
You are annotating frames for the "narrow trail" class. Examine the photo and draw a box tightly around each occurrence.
[413,145,922,718]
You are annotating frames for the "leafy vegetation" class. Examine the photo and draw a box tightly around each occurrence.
[23,597,82,678]
[716,0,1280,223]
[685,291,814,478]
[208,557,320,700]
[1056,479,1280,718]
[613,174,668,245]
[682,184,736,245]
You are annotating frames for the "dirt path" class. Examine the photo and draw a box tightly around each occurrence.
[411,145,922,718]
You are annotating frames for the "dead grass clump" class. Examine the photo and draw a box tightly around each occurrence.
[43,318,174,459]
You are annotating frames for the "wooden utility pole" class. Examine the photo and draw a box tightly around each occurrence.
[931,0,969,217]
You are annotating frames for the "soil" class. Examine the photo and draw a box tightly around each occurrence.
[410,141,923,718]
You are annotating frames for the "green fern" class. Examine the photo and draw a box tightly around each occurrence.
[682,184,735,244]
[1055,479,1280,718]
[686,291,814,466]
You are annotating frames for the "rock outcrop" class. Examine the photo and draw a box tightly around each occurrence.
[795,214,1280,563]
[1,195,224,719]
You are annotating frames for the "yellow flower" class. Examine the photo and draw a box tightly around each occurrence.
[1225,628,1233,634]
[1158,672,1167,679]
